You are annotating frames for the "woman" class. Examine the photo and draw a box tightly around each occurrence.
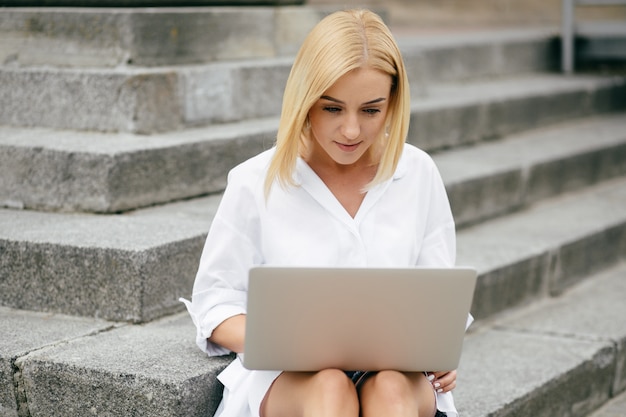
[183,9,467,417]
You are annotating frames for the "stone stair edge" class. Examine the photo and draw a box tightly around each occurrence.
[0,5,555,69]
[4,258,625,417]
[0,29,565,134]
[1,170,625,323]
[457,261,626,416]
[0,111,624,241]
[0,5,324,67]
[457,175,626,319]
[1,75,624,214]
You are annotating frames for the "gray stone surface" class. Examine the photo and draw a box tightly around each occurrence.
[0,6,315,67]
[457,262,626,417]
[0,307,115,417]
[0,58,293,133]
[409,75,626,151]
[0,81,624,213]
[17,312,232,417]
[1,173,625,324]
[436,113,626,226]
[457,329,614,417]
[457,176,626,319]
[4,28,622,134]
[498,263,626,395]
[0,195,221,322]
[397,28,559,88]
[589,389,626,417]
[0,118,276,212]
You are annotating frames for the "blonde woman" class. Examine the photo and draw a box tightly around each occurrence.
[183,9,466,417]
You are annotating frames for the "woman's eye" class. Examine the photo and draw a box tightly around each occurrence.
[363,108,381,115]
[323,106,341,113]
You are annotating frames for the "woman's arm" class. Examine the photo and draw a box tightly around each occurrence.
[208,314,247,354]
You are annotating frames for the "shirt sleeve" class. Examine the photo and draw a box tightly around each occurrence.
[415,157,456,268]
[181,163,264,356]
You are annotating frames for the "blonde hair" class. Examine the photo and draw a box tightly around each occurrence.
[264,9,411,197]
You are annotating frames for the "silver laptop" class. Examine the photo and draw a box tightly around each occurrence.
[243,266,477,372]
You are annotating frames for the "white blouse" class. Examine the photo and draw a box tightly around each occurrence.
[183,143,465,417]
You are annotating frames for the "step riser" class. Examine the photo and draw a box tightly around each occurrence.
[468,223,626,320]
[3,190,624,323]
[0,36,562,134]
[0,237,203,322]
[447,140,626,227]
[0,126,274,212]
[9,314,233,417]
[0,7,317,68]
[457,329,618,417]
[409,82,626,151]
[403,35,558,87]
[2,86,624,214]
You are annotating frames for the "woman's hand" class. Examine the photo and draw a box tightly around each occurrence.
[427,370,457,394]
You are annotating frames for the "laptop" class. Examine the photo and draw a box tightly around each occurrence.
[243,266,477,372]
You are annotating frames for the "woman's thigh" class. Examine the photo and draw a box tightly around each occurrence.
[260,369,359,417]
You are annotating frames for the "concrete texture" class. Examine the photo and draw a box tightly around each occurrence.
[0,307,115,417]
[0,7,315,67]
[0,77,624,213]
[0,118,277,212]
[457,176,626,319]
[457,262,626,416]
[396,28,559,86]
[3,260,625,417]
[0,195,221,322]
[409,75,626,151]
[1,173,625,325]
[0,27,578,134]
[436,113,626,226]
[15,312,232,417]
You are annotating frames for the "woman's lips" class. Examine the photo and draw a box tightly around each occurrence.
[335,141,361,152]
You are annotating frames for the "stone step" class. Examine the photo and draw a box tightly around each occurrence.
[456,261,626,417]
[0,28,564,134]
[3,247,625,416]
[457,175,626,320]
[436,113,626,227]
[1,75,624,213]
[0,6,318,68]
[1,147,625,323]
[0,195,220,323]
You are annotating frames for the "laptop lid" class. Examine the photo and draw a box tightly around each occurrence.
[243,266,477,372]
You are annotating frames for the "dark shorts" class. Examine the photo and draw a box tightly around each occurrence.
[344,371,447,417]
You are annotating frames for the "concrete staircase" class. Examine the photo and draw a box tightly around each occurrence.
[1,4,626,417]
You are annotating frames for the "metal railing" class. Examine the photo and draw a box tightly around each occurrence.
[561,0,626,73]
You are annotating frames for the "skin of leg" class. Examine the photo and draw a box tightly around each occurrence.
[260,369,359,417]
[358,371,436,417]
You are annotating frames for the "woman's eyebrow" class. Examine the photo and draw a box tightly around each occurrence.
[320,95,387,105]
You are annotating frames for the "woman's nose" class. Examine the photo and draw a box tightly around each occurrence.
[341,114,360,140]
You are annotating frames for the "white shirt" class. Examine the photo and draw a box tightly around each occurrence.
[183,143,464,417]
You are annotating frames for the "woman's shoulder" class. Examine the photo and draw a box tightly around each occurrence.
[227,147,276,185]
[401,142,434,162]
[395,143,438,179]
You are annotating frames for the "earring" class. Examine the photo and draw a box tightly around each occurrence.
[384,125,390,138]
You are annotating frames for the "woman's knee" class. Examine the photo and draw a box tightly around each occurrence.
[310,369,357,397]
[360,371,435,416]
[363,370,414,401]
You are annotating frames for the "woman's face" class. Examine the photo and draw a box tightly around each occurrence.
[307,67,392,168]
